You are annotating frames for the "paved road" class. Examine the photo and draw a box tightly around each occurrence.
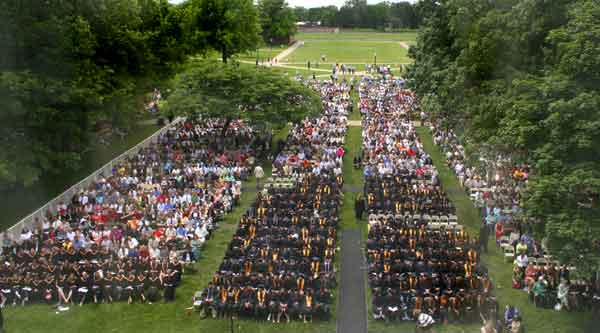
[337,230,368,333]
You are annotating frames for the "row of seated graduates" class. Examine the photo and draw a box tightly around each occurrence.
[199,79,349,323]
[200,173,341,323]
[364,175,454,217]
[0,118,262,307]
[367,202,497,323]
[360,79,498,325]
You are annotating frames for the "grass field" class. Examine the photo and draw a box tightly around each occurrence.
[296,31,417,42]
[231,30,417,77]
[285,40,410,65]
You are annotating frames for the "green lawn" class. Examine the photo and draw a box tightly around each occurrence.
[287,40,410,65]
[6,46,592,332]
[296,31,417,42]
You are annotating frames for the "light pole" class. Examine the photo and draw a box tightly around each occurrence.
[256,47,259,67]
[374,51,377,66]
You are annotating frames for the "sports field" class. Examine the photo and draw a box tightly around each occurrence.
[296,30,417,41]
[282,31,415,66]
[285,40,409,65]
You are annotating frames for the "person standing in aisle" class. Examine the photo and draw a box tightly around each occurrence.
[355,194,365,220]
[479,223,490,253]
[254,165,264,190]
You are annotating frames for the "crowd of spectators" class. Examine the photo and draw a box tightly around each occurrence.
[430,125,533,249]
[360,78,498,326]
[0,118,265,308]
[429,121,600,313]
[198,79,349,323]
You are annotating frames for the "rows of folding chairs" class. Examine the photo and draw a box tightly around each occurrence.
[265,176,297,189]
[366,211,463,232]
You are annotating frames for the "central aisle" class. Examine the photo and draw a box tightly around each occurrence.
[337,229,367,333]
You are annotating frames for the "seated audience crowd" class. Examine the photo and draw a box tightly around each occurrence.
[0,118,265,307]
[430,123,533,249]
[198,79,349,323]
[360,78,498,325]
[429,121,600,313]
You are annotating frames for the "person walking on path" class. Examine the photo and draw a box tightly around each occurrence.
[479,223,490,253]
[355,194,365,220]
[254,165,264,190]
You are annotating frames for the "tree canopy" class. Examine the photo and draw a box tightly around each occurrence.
[408,0,600,274]
[185,0,261,62]
[293,0,422,30]
[0,0,189,187]
[258,0,297,45]
[165,60,322,127]
[0,0,266,187]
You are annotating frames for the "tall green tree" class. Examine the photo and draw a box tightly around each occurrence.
[258,0,297,45]
[165,59,321,130]
[408,0,600,273]
[0,0,191,187]
[292,1,421,29]
[186,0,261,62]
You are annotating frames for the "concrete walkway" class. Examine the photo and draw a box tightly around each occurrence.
[273,40,304,63]
[337,229,368,333]
[399,41,411,50]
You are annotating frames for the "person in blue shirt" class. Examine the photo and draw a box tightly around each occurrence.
[73,236,84,250]
[176,225,187,239]
[364,166,373,177]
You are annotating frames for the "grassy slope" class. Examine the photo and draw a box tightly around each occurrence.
[0,123,160,229]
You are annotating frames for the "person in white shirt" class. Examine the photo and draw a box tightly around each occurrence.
[514,253,529,269]
[127,236,139,249]
[254,165,264,189]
